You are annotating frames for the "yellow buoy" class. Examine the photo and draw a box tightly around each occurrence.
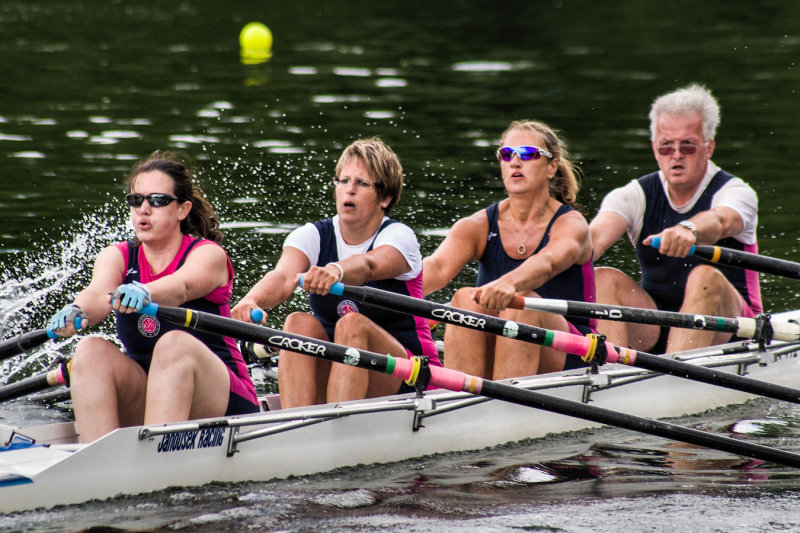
[240,22,272,64]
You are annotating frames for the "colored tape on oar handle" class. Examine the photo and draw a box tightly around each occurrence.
[140,302,160,316]
[649,236,696,255]
[250,309,264,322]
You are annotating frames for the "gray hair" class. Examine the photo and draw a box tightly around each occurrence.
[648,84,720,141]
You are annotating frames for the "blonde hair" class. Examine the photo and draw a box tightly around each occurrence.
[499,120,581,207]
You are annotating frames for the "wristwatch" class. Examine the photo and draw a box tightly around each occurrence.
[678,220,697,240]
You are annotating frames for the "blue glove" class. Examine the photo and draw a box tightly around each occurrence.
[48,303,88,336]
[110,281,152,311]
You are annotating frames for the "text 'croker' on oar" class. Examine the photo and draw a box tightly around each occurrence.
[139,302,800,468]
[649,237,800,281]
[323,282,800,406]
[506,295,798,344]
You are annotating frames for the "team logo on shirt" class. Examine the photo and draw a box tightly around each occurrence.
[138,315,161,337]
[337,299,359,317]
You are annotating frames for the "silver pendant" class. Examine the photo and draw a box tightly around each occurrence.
[517,244,527,255]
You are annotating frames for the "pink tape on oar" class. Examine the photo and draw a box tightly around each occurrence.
[548,330,594,357]
[391,357,483,393]
[603,342,637,365]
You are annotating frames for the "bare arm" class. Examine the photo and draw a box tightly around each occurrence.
[589,211,629,261]
[72,244,126,325]
[422,211,487,296]
[144,243,231,307]
[231,247,311,322]
[476,210,592,311]
[642,206,744,258]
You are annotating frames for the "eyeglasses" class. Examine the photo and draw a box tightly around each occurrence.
[125,193,184,208]
[656,143,706,156]
[496,146,553,162]
[333,176,383,190]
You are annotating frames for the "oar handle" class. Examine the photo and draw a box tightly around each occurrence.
[299,276,345,296]
[141,301,265,324]
[649,236,696,255]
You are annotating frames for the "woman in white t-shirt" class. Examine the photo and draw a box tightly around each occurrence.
[232,138,440,408]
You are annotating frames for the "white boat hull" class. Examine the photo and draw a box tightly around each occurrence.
[2,334,799,512]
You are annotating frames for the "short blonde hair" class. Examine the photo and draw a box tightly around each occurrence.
[335,137,403,215]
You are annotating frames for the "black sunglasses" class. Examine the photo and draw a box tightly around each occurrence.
[125,193,185,208]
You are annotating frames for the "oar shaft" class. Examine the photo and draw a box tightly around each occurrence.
[649,237,800,280]
[0,329,54,362]
[510,296,800,342]
[478,379,800,467]
[144,304,800,468]
[333,284,800,405]
[0,365,66,402]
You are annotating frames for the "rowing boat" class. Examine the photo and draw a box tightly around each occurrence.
[2,308,800,513]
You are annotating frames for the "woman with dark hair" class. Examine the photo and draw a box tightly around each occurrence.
[48,151,258,442]
[423,120,596,380]
[232,137,440,408]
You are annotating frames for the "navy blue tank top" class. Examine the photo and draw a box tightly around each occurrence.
[308,218,435,358]
[634,170,754,311]
[476,203,595,332]
[115,239,238,373]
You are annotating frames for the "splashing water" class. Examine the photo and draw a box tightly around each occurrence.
[0,202,129,382]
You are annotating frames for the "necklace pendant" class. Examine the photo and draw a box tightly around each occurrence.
[517,244,527,255]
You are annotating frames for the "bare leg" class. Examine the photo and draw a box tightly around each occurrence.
[491,302,576,379]
[278,312,331,408]
[144,330,231,424]
[328,312,408,402]
[443,287,495,378]
[69,336,147,442]
[667,265,741,352]
[594,266,661,351]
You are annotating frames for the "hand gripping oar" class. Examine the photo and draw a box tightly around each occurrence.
[138,302,800,468]
[506,295,798,344]
[650,237,800,280]
[0,361,71,402]
[323,282,800,406]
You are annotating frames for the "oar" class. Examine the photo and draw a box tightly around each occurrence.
[0,362,69,402]
[506,295,799,342]
[650,237,800,280]
[324,283,800,406]
[0,329,57,363]
[0,315,85,363]
[138,302,800,468]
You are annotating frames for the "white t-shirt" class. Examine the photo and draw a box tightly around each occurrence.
[283,215,423,281]
[597,161,758,245]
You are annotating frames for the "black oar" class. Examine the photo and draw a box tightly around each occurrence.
[507,295,798,342]
[0,329,56,363]
[325,283,800,406]
[0,362,69,402]
[650,237,800,280]
[139,302,800,468]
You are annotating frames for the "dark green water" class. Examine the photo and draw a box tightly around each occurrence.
[2,1,800,530]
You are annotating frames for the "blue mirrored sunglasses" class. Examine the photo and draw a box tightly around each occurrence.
[496,145,553,162]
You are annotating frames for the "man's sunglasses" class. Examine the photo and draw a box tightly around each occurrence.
[656,144,704,156]
[125,193,185,208]
[496,145,553,162]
